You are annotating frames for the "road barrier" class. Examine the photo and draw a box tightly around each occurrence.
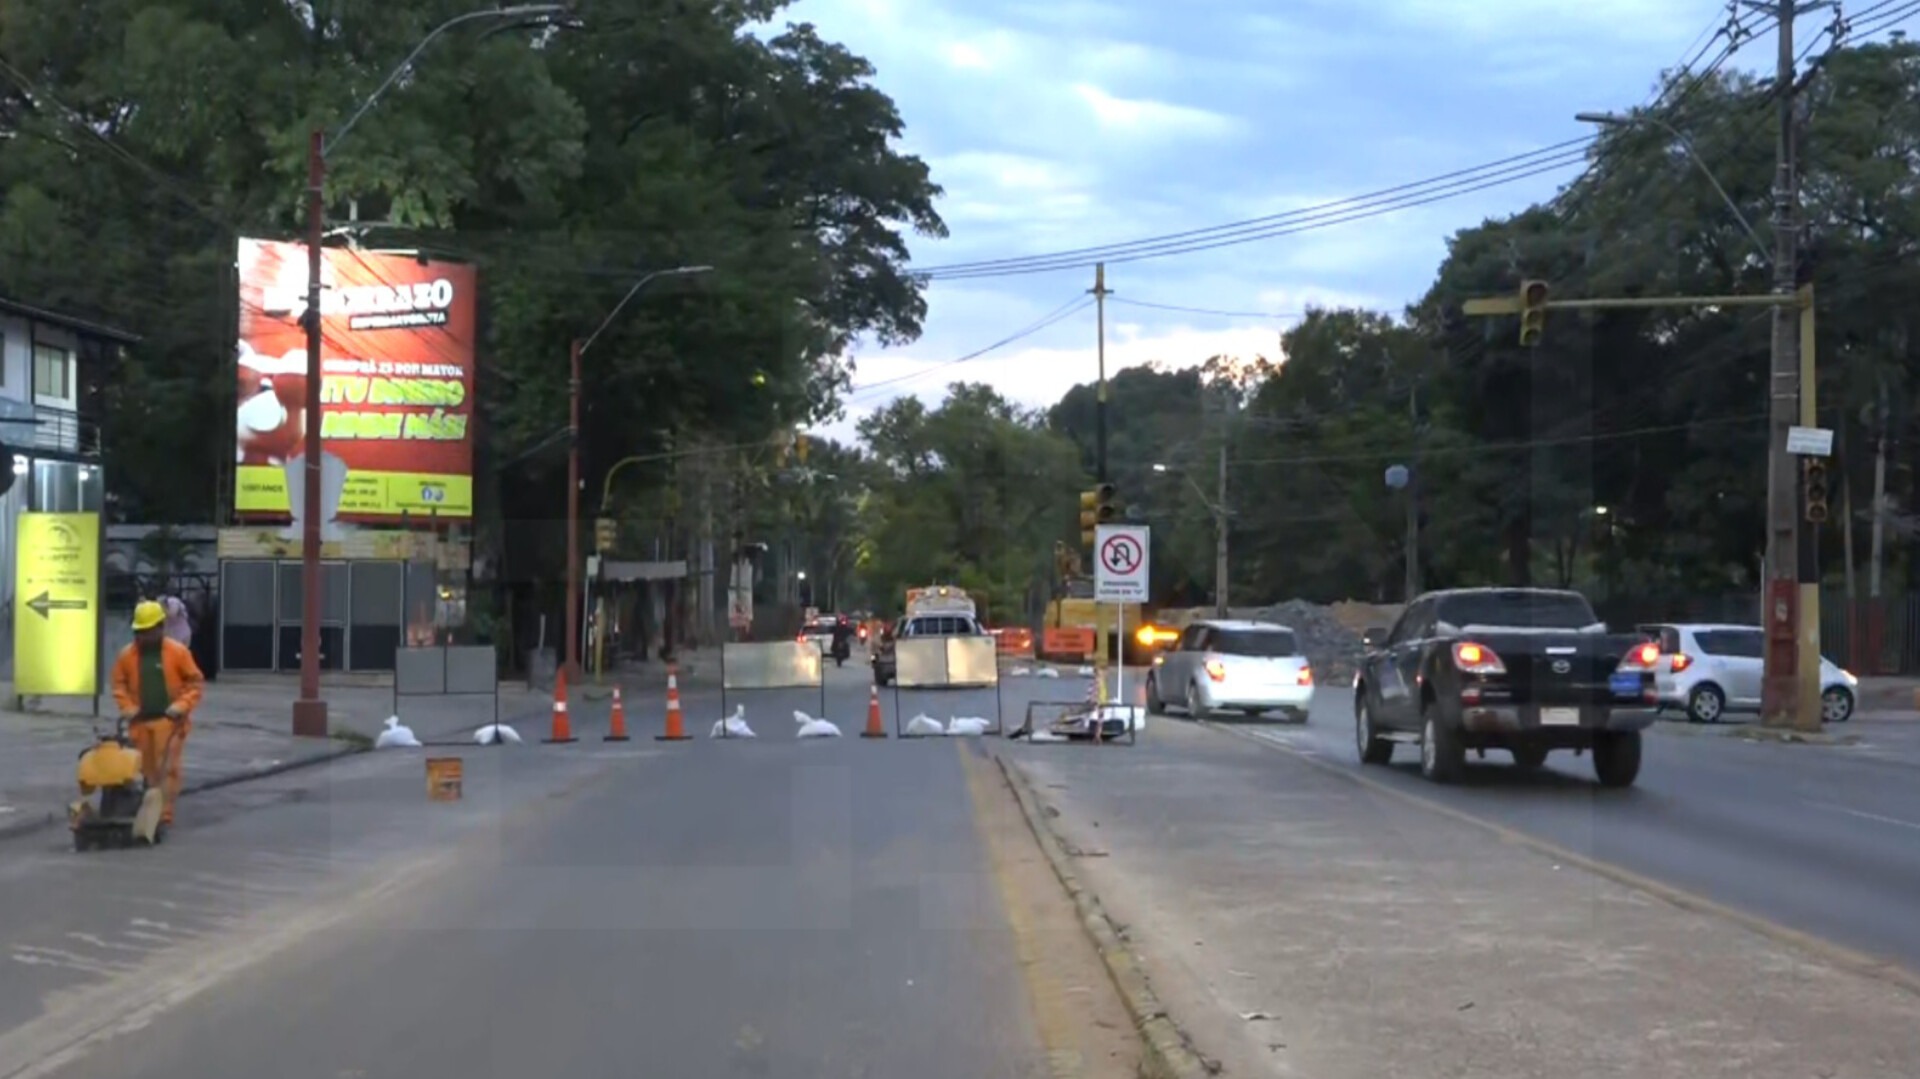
[1016,699,1139,745]
[890,636,1004,736]
[719,640,827,737]
[991,626,1034,658]
[392,644,502,741]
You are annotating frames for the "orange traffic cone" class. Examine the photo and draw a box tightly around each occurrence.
[861,684,888,739]
[656,664,690,742]
[544,667,577,744]
[604,685,630,742]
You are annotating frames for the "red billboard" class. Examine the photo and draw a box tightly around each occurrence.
[234,238,477,523]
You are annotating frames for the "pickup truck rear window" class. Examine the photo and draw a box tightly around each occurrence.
[1212,629,1299,657]
[1436,590,1596,630]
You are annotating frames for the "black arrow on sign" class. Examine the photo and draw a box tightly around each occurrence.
[26,591,89,619]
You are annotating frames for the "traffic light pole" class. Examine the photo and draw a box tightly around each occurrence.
[1461,285,1823,732]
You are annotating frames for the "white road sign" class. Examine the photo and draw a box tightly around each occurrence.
[1094,524,1150,602]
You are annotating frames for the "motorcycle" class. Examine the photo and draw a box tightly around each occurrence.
[830,634,851,667]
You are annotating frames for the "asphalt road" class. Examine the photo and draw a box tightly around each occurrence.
[0,661,1098,1079]
[1208,684,1920,974]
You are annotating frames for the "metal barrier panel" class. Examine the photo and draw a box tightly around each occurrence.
[394,647,446,696]
[945,636,999,687]
[445,646,498,695]
[722,640,823,690]
[894,637,949,688]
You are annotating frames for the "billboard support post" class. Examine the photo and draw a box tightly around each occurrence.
[292,127,328,739]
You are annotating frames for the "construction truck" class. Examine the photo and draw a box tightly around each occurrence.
[1040,575,1151,665]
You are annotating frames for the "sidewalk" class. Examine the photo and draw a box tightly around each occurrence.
[996,723,1920,1079]
[0,675,553,841]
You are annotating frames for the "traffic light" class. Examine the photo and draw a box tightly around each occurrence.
[1803,458,1830,523]
[1078,483,1119,546]
[1518,279,1549,347]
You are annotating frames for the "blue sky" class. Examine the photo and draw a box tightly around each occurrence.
[784,0,1867,444]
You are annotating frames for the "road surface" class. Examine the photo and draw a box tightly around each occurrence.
[1208,684,1920,974]
[0,661,1140,1079]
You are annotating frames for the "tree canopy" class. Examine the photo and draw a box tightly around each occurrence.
[0,0,942,535]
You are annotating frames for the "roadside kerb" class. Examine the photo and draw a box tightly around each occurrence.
[991,748,1212,1079]
[0,740,367,843]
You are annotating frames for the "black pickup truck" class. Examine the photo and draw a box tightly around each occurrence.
[1353,588,1660,787]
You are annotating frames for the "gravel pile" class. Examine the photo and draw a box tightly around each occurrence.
[1253,599,1367,683]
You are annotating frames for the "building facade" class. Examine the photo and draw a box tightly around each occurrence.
[0,297,129,680]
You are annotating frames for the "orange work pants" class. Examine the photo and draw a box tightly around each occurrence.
[130,718,188,824]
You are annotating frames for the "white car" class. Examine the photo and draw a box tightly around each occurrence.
[1145,619,1313,721]
[1638,622,1857,723]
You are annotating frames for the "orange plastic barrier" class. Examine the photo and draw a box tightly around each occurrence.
[991,627,1035,657]
[1041,626,1095,657]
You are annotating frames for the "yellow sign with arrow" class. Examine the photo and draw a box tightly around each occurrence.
[13,512,101,696]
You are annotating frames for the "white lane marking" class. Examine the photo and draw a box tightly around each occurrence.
[1806,800,1920,833]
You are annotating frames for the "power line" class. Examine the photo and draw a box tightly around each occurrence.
[913,143,1591,281]
[843,294,1093,402]
[1108,298,1304,321]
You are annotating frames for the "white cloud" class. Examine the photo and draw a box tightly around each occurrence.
[1072,84,1240,138]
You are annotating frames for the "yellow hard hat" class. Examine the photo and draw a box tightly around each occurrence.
[131,601,166,631]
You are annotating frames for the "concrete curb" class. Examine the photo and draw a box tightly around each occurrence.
[0,743,367,844]
[991,750,1213,1079]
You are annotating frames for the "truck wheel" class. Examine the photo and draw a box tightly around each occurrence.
[1592,731,1642,788]
[1419,708,1465,784]
[1511,746,1548,769]
[1355,698,1393,765]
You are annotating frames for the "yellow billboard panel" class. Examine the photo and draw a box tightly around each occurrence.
[13,512,101,696]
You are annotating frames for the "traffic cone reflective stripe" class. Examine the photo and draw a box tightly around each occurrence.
[656,665,690,741]
[544,668,577,743]
[861,684,887,739]
[605,685,630,742]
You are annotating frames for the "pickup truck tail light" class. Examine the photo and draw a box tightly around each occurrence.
[1670,652,1693,673]
[1204,659,1227,682]
[1451,641,1506,675]
[1297,666,1313,686]
[1616,641,1660,670]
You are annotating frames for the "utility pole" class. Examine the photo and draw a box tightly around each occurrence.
[1214,438,1229,616]
[1755,0,1815,729]
[1406,382,1420,601]
[565,337,583,679]
[292,129,328,738]
[1870,376,1888,598]
[1091,263,1111,482]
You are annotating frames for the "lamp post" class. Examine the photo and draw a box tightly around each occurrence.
[293,4,566,738]
[1152,454,1229,615]
[564,265,713,679]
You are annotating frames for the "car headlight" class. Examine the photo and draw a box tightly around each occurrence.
[1840,667,1858,686]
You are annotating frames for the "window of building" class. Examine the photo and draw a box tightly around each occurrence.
[33,343,73,402]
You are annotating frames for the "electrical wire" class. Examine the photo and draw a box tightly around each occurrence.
[842,295,1094,402]
[912,144,1593,281]
[1107,298,1303,321]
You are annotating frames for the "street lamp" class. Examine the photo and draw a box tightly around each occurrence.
[1152,458,1230,615]
[1574,111,1771,266]
[564,265,714,679]
[294,4,568,738]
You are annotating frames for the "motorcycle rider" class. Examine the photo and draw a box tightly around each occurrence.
[829,615,855,666]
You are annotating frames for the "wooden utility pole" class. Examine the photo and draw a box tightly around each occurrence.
[1752,0,1821,729]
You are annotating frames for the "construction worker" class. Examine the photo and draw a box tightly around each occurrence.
[110,600,205,828]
